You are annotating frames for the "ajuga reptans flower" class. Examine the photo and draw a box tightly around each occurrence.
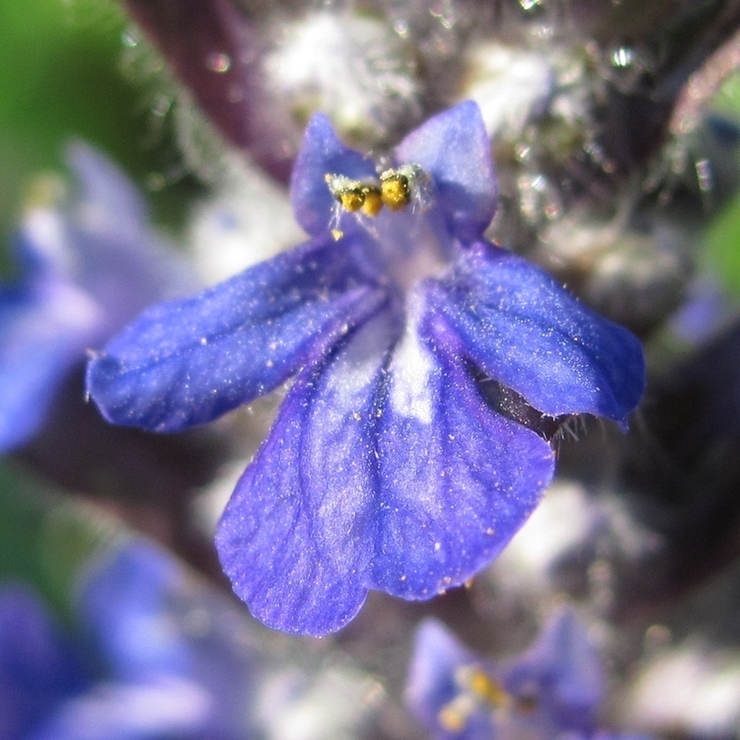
[87,102,644,635]
[0,144,191,454]
[407,610,654,740]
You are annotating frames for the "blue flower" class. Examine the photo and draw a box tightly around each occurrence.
[0,143,192,453]
[406,610,653,740]
[0,585,90,740]
[0,540,257,740]
[86,102,645,635]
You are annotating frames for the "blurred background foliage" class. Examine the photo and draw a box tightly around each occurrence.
[0,0,198,262]
[0,463,110,625]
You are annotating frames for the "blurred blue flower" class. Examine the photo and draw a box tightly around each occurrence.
[0,585,90,740]
[0,144,192,453]
[406,610,652,740]
[0,539,256,740]
[87,102,645,635]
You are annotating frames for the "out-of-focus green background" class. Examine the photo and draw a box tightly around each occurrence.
[0,0,194,257]
[1,0,135,226]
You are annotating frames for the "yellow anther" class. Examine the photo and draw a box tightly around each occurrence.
[338,190,365,212]
[325,164,431,217]
[360,186,383,216]
[438,704,467,733]
[467,669,509,707]
[325,173,384,217]
[437,667,510,734]
[379,173,410,210]
[437,695,475,732]
[379,163,432,212]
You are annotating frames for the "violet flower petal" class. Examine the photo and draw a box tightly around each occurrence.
[0,279,101,453]
[63,143,196,336]
[406,619,477,731]
[395,101,497,243]
[504,609,604,735]
[78,544,189,681]
[0,143,195,454]
[290,113,378,239]
[0,586,88,740]
[66,142,149,236]
[370,300,554,598]
[27,677,215,740]
[216,306,398,636]
[87,238,385,432]
[217,294,554,635]
[406,613,644,740]
[406,619,501,740]
[427,242,645,425]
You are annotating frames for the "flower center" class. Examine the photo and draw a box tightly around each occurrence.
[325,163,451,293]
[325,163,432,218]
[437,665,540,733]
